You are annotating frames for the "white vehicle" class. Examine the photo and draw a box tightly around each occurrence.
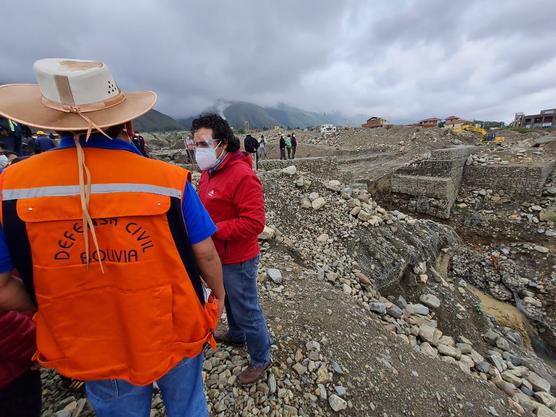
[320,124,337,134]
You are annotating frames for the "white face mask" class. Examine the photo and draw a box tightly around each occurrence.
[195,147,218,171]
[0,155,8,168]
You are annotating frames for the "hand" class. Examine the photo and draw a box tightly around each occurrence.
[214,296,225,320]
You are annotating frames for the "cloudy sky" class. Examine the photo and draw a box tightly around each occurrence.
[3,0,556,123]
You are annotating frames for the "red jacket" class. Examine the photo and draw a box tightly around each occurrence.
[198,151,265,264]
[0,311,36,389]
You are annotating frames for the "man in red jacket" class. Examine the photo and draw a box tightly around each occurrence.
[193,114,271,385]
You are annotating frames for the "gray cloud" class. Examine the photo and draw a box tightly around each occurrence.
[2,0,556,123]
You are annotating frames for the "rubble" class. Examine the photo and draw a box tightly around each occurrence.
[41,126,555,416]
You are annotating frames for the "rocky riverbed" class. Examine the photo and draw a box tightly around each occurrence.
[41,128,555,416]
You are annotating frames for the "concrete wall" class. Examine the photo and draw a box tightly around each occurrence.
[462,162,555,197]
[390,175,456,201]
[397,159,466,178]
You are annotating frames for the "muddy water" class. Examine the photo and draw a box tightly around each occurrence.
[467,285,532,348]
[467,286,556,370]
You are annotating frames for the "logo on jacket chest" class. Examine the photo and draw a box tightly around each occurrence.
[208,189,216,198]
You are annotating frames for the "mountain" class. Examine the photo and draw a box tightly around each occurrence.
[224,102,279,129]
[133,109,185,132]
[179,101,362,130]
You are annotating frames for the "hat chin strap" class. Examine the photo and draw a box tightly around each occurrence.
[71,109,115,274]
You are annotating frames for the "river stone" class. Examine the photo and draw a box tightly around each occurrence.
[457,343,473,354]
[301,197,312,209]
[281,165,297,176]
[437,344,462,360]
[312,197,326,210]
[536,405,556,417]
[326,180,342,192]
[328,394,347,412]
[469,349,485,364]
[534,391,556,409]
[268,373,277,394]
[283,405,298,417]
[501,371,522,386]
[420,342,438,358]
[494,378,518,396]
[514,392,541,412]
[420,294,441,309]
[418,324,442,345]
[476,361,491,373]
[308,192,320,201]
[406,303,430,316]
[358,210,372,222]
[488,354,507,373]
[369,302,387,315]
[386,303,403,319]
[350,206,361,217]
[484,329,500,345]
[527,372,551,393]
[495,337,511,351]
[266,268,283,284]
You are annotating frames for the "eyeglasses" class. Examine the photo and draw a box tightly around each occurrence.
[193,137,221,149]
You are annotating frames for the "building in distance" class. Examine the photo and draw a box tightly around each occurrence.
[418,117,440,128]
[444,116,466,129]
[513,108,555,128]
[361,117,389,128]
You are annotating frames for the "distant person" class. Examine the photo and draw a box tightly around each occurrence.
[184,136,195,163]
[131,131,148,157]
[33,131,56,153]
[244,134,260,169]
[291,133,297,159]
[285,134,292,159]
[279,134,286,160]
[257,135,267,161]
[0,143,9,173]
[0,118,17,152]
[193,113,272,386]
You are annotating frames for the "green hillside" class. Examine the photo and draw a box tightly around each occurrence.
[133,109,184,132]
[223,102,279,129]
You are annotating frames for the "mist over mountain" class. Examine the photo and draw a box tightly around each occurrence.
[179,100,364,130]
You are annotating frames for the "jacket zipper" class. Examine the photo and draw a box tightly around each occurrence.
[224,241,228,257]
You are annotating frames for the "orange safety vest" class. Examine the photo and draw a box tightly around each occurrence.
[0,147,218,385]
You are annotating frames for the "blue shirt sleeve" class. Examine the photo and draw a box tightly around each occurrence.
[0,229,13,273]
[182,181,216,244]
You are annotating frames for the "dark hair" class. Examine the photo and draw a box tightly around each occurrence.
[191,113,240,153]
[56,123,125,139]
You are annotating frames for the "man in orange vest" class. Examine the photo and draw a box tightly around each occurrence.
[0,58,225,417]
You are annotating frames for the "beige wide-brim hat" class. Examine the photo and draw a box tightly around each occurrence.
[0,58,156,131]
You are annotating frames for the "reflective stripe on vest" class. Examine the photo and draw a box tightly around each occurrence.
[2,183,182,201]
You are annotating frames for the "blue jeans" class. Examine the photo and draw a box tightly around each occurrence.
[85,354,207,417]
[224,255,271,367]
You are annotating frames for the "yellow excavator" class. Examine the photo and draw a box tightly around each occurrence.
[452,124,505,144]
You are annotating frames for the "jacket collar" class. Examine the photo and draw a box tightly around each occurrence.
[58,133,143,156]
